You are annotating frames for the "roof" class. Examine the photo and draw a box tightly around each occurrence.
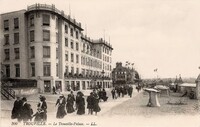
[179,83,196,88]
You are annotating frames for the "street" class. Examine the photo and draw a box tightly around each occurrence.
[1,87,200,127]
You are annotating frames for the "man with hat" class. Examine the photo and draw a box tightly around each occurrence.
[20,97,33,121]
[11,96,23,121]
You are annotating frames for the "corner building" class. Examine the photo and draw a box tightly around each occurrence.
[0,4,113,93]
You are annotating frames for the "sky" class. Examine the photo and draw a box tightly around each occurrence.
[1,0,200,79]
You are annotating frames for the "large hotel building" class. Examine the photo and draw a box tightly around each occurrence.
[0,4,113,93]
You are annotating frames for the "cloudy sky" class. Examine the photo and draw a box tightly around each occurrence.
[1,0,200,79]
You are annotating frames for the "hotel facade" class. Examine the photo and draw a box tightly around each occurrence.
[0,4,113,93]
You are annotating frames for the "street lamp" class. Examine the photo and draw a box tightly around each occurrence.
[101,70,105,88]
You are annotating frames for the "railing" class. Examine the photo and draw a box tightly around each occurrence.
[1,87,15,100]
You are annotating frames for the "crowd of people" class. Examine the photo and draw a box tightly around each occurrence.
[111,85,133,99]
[11,85,134,122]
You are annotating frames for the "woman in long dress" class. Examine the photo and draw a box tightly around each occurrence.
[76,91,85,115]
[66,94,75,113]
[33,96,47,121]
[93,93,101,115]
[56,95,66,118]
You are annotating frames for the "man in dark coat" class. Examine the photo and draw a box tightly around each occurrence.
[11,96,23,121]
[111,88,116,99]
[87,92,94,115]
[52,86,57,94]
[128,86,133,97]
[20,97,33,122]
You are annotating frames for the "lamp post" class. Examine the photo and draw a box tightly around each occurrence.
[101,70,105,88]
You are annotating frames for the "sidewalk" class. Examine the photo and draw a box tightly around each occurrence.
[1,87,139,119]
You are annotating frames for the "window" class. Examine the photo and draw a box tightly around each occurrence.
[30,15,34,26]
[82,69,85,75]
[76,54,79,63]
[14,33,19,44]
[70,28,73,37]
[76,31,78,39]
[15,64,20,77]
[30,46,35,58]
[4,34,9,45]
[30,30,34,42]
[43,62,51,76]
[65,25,68,33]
[43,30,50,41]
[76,42,79,51]
[65,52,68,61]
[31,63,35,77]
[14,48,20,59]
[43,14,50,26]
[71,53,74,62]
[65,66,68,74]
[56,33,58,43]
[56,63,58,77]
[71,67,74,74]
[56,48,58,59]
[71,40,74,49]
[4,49,9,60]
[43,46,50,58]
[76,68,79,74]
[5,65,10,77]
[14,18,19,29]
[4,20,9,31]
[65,38,68,47]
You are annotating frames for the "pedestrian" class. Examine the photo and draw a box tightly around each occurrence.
[116,87,121,97]
[128,85,133,97]
[11,96,23,122]
[87,92,94,115]
[56,95,66,118]
[66,94,75,113]
[93,93,101,115]
[20,97,33,122]
[52,86,56,94]
[111,88,116,99]
[98,89,103,102]
[102,89,108,101]
[34,96,47,121]
[122,86,126,97]
[76,91,85,115]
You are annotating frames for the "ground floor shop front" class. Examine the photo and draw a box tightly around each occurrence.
[37,78,112,93]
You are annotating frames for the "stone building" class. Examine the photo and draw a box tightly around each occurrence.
[0,4,113,94]
[112,62,138,86]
